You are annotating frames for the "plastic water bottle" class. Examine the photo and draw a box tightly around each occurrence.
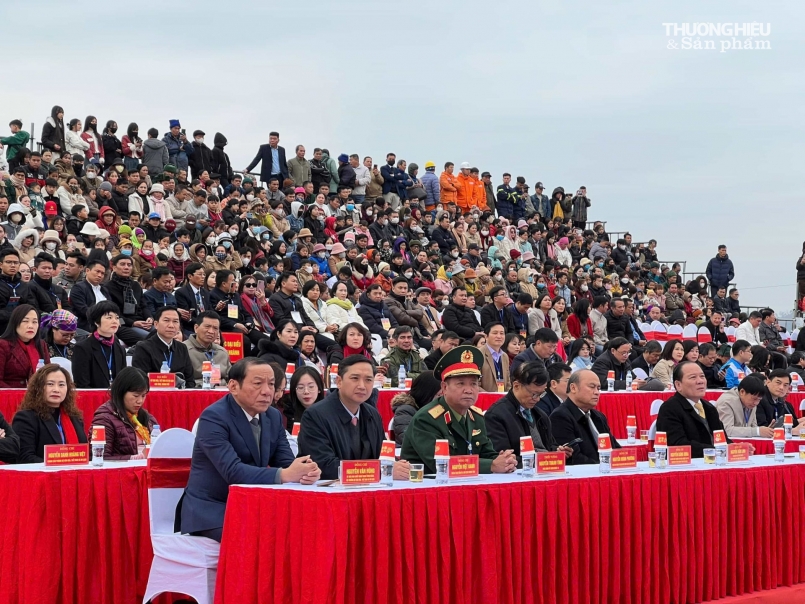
[599,451,611,474]
[151,425,161,443]
[91,442,104,467]
[397,366,406,389]
[625,372,633,390]
[606,376,614,392]
[521,452,536,478]
[435,458,449,484]
[380,458,394,485]
[202,368,212,390]
[36,359,45,372]
[774,441,785,463]
[160,361,170,373]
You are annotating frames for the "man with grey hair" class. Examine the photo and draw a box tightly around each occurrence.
[287,144,311,186]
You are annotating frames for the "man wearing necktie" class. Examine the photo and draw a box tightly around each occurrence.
[175,263,210,337]
[656,361,747,457]
[180,358,320,542]
[549,369,621,464]
[131,307,197,387]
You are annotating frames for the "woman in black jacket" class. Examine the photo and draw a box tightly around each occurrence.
[303,204,327,244]
[12,363,86,463]
[41,105,65,154]
[276,366,325,430]
[257,319,302,368]
[71,301,127,389]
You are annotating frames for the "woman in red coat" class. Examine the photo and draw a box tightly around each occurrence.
[90,367,157,461]
[566,298,594,340]
[0,304,50,388]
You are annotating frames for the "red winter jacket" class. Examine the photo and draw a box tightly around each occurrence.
[0,339,50,388]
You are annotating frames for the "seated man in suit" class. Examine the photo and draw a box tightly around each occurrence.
[180,358,321,542]
[485,362,574,466]
[755,368,805,433]
[536,362,572,416]
[131,306,197,388]
[656,361,745,457]
[630,340,662,378]
[550,369,621,465]
[298,355,410,480]
[141,266,178,318]
[715,375,774,438]
[175,262,211,337]
[68,259,110,332]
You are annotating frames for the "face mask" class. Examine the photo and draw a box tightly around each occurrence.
[215,253,226,261]
[222,241,231,249]
[317,252,326,258]
[442,299,449,307]
[597,262,604,268]
[581,284,588,292]
[494,274,503,282]
[229,229,239,237]
[467,278,475,284]
[403,272,413,279]
[246,194,254,202]
[451,251,459,258]
[195,137,203,144]
[242,258,250,266]
[304,266,313,274]
[481,230,489,236]
[366,210,373,216]
[206,237,216,245]
[622,278,630,284]
[496,235,504,241]
[142,250,153,256]
[86,171,96,179]
[115,165,124,173]
[618,245,626,250]
[387,159,395,166]
[537,282,545,289]
[391,218,399,224]
[262,234,271,241]
[121,248,132,256]
[70,185,79,192]
[446,271,452,278]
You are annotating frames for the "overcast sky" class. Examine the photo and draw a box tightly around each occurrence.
[3,1,800,311]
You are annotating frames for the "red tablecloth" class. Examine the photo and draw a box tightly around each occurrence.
[215,464,805,604]
[0,388,226,434]
[732,438,805,455]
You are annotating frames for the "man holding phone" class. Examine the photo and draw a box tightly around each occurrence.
[162,119,194,172]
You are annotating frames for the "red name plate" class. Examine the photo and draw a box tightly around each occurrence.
[597,433,612,452]
[221,332,244,362]
[773,428,786,442]
[340,460,381,485]
[626,415,637,428]
[44,444,90,467]
[713,430,727,447]
[448,455,479,478]
[520,435,535,454]
[434,439,449,458]
[727,443,750,463]
[90,425,106,443]
[291,422,301,437]
[654,432,668,448]
[537,451,566,474]
[379,440,396,460]
[611,448,638,470]
[148,373,176,389]
[668,445,692,466]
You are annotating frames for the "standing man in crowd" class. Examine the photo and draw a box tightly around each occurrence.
[244,131,288,186]
[287,145,311,186]
[705,245,735,298]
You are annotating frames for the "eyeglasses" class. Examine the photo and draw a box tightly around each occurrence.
[295,384,319,393]
[244,283,256,288]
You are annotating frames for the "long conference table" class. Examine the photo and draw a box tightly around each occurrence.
[1,388,802,442]
[1,386,805,603]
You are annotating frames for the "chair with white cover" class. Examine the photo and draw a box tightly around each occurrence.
[697,326,712,344]
[370,334,383,358]
[387,418,395,441]
[191,418,200,435]
[725,325,737,343]
[641,322,654,341]
[649,398,664,423]
[647,419,658,451]
[800,398,805,413]
[144,428,219,604]
[666,324,683,342]
[682,324,698,342]
[651,321,667,349]
[49,356,73,377]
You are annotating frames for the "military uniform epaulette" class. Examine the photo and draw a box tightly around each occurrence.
[470,405,484,415]
[428,404,445,419]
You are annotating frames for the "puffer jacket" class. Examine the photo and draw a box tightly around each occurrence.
[142,138,169,175]
[91,401,156,461]
[705,254,735,289]
[421,170,440,207]
[391,393,419,446]
[356,293,398,338]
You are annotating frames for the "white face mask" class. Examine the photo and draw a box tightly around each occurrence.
[304,266,313,274]
[317,252,326,258]
[206,237,216,245]
[325,244,333,251]
[246,194,254,201]
[404,272,413,278]
[229,229,239,237]
[366,210,373,216]
[45,242,57,250]
[195,137,203,144]
[451,251,459,258]
[86,171,96,179]
[481,230,489,236]
[391,218,399,224]
[581,284,588,292]
[242,258,250,266]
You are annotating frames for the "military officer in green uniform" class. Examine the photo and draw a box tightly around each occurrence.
[400,345,518,474]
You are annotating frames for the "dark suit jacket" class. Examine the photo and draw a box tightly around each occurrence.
[209,288,251,332]
[12,408,87,463]
[180,394,294,534]
[755,392,797,428]
[549,398,621,465]
[245,144,289,183]
[485,391,558,465]
[0,411,20,463]
[591,350,634,391]
[535,389,564,416]
[68,280,112,332]
[106,277,149,325]
[131,334,196,388]
[175,284,211,333]
[297,389,385,480]
[71,335,127,388]
[480,303,517,334]
[655,393,730,457]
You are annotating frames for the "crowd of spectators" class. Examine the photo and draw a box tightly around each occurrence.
[1,107,804,460]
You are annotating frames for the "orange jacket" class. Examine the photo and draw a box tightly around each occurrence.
[473,178,488,211]
[456,173,477,211]
[439,171,458,203]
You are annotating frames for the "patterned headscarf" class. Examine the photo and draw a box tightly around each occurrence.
[40,309,78,332]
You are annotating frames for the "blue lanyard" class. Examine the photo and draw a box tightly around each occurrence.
[204,350,215,362]
[164,348,173,367]
[55,345,69,358]
[163,293,168,306]
[54,412,65,444]
[101,345,113,382]
[493,356,503,380]
[498,308,505,323]
[290,298,296,311]
[744,408,751,424]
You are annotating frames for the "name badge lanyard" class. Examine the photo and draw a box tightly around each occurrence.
[54,411,65,444]
[164,349,173,369]
[493,356,503,381]
[101,345,114,383]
